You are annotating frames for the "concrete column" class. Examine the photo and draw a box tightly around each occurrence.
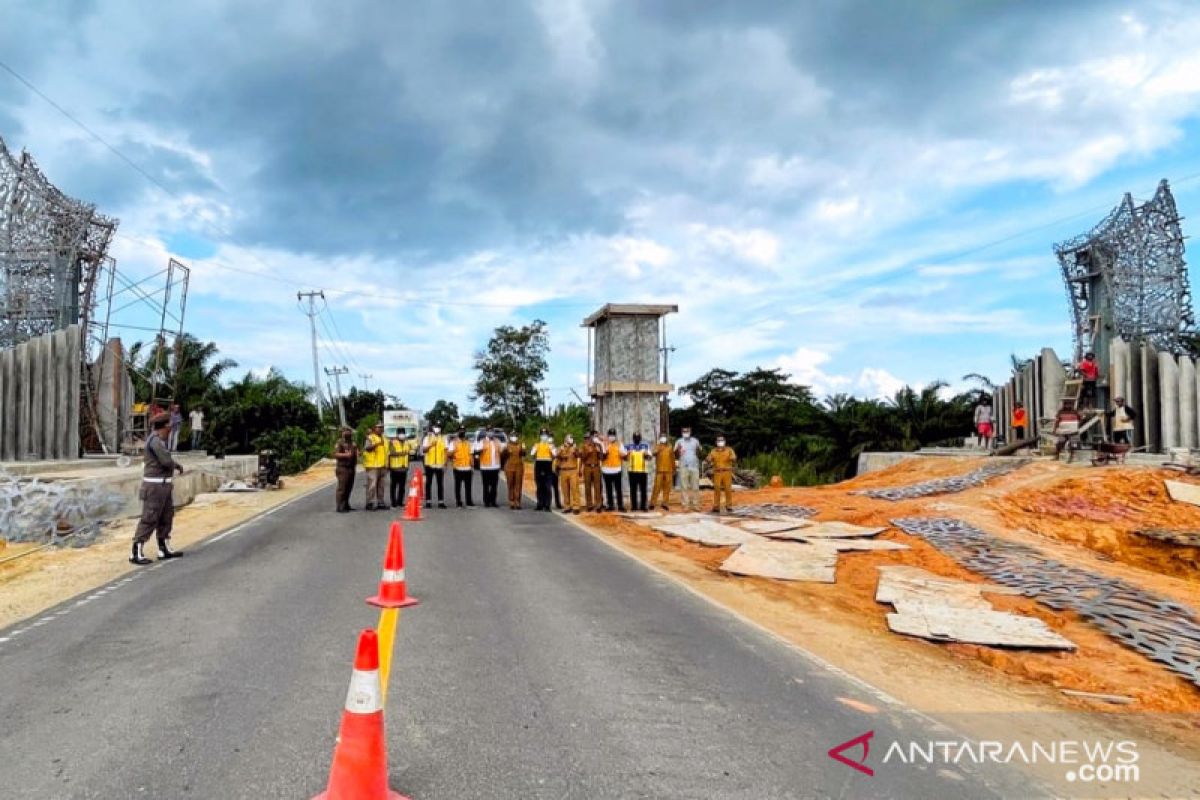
[1141,343,1161,453]
[0,347,12,460]
[66,326,81,459]
[16,338,32,460]
[1031,357,1042,438]
[1180,357,1198,449]
[40,332,56,459]
[1041,348,1066,417]
[1159,351,1180,450]
[1110,337,1131,406]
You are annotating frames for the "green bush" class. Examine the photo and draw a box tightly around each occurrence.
[740,452,833,487]
[253,425,334,475]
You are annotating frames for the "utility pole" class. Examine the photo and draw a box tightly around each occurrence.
[659,344,676,384]
[359,373,380,417]
[325,365,350,427]
[298,290,325,421]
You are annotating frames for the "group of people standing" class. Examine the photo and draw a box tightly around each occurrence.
[331,423,741,515]
[971,349,1141,456]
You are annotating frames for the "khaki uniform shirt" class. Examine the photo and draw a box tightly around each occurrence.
[707,447,737,472]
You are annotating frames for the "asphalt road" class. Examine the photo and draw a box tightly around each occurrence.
[0,468,1041,799]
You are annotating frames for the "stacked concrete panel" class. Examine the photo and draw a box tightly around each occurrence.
[0,325,82,460]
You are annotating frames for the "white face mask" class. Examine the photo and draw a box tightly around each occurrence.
[716,440,726,447]
[682,432,691,439]
[608,435,616,442]
[432,427,441,434]
[565,436,574,444]
[659,436,667,444]
[540,434,549,442]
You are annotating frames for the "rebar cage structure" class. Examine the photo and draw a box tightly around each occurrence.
[0,136,117,351]
[1055,179,1194,361]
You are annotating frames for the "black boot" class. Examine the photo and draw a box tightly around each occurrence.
[157,539,183,560]
[129,542,152,566]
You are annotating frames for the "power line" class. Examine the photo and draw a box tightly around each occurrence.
[316,310,359,373]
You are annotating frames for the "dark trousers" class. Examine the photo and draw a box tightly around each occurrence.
[454,469,474,506]
[1012,426,1026,442]
[481,470,500,507]
[335,466,355,511]
[425,467,445,504]
[534,460,554,509]
[134,482,175,545]
[628,472,648,511]
[389,468,408,507]
[1114,430,1132,444]
[602,472,624,510]
[1081,380,1097,407]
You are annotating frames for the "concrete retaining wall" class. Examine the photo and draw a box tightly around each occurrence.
[36,454,258,518]
[0,325,81,461]
[993,337,1200,454]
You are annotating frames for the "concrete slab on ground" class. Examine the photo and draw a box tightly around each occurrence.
[765,521,886,540]
[877,566,1074,650]
[719,539,838,582]
[650,519,758,547]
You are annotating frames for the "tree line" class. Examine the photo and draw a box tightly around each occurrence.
[129,326,982,483]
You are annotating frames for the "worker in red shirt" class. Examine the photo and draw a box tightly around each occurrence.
[1011,402,1028,442]
[1077,351,1099,408]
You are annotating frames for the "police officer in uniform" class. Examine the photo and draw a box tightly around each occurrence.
[705,435,738,514]
[650,432,675,511]
[333,427,358,512]
[554,434,582,513]
[502,431,526,509]
[581,430,603,512]
[130,414,184,565]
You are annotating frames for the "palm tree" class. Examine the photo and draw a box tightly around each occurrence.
[126,334,236,408]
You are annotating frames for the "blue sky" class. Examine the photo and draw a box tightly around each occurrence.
[4,1,1200,414]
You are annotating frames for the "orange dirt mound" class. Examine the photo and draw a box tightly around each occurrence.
[992,469,1200,579]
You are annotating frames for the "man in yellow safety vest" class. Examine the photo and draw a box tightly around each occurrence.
[532,429,556,511]
[421,426,448,509]
[625,432,651,512]
[362,422,388,511]
[451,428,475,507]
[387,432,413,509]
[600,428,627,512]
[477,431,504,507]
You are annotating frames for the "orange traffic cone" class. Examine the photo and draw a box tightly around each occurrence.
[402,475,423,521]
[312,629,408,800]
[367,522,420,609]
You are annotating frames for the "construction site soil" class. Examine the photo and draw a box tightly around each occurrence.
[574,456,1200,758]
